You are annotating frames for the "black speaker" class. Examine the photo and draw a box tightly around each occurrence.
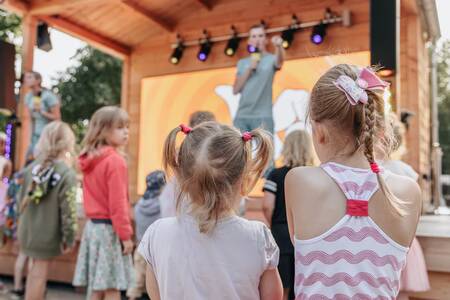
[370,0,397,75]
[0,40,16,110]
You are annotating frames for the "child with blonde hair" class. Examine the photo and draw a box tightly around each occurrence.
[139,122,283,300]
[17,121,78,300]
[262,130,315,300]
[286,65,422,299]
[73,106,133,300]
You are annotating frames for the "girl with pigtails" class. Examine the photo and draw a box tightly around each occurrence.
[286,65,422,299]
[138,121,283,300]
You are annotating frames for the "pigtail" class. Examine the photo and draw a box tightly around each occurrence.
[163,126,182,176]
[242,128,273,194]
[363,94,408,216]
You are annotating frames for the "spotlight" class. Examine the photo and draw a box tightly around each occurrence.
[197,40,211,62]
[170,42,184,65]
[281,28,295,49]
[36,22,52,52]
[247,44,257,53]
[377,69,395,77]
[225,37,239,56]
[224,26,240,57]
[311,23,326,45]
[197,30,212,62]
[281,15,299,49]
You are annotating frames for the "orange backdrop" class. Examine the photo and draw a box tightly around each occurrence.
[138,51,370,194]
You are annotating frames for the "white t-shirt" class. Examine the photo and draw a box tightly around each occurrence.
[383,160,419,181]
[138,214,279,300]
[159,178,178,218]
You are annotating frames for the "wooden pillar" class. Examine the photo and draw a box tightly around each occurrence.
[16,14,37,168]
[121,56,131,111]
[121,55,139,202]
[127,53,142,202]
[399,9,432,208]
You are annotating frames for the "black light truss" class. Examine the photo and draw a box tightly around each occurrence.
[170,9,351,49]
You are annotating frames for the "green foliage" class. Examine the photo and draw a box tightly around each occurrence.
[0,9,21,44]
[0,10,21,133]
[437,41,450,174]
[52,46,122,141]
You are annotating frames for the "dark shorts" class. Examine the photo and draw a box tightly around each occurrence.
[233,117,274,134]
[278,254,295,291]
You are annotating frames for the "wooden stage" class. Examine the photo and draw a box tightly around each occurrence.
[408,215,450,299]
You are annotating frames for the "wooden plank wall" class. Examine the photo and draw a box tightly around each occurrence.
[399,4,432,208]
[124,0,371,200]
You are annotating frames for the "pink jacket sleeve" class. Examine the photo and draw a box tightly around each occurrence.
[106,155,133,241]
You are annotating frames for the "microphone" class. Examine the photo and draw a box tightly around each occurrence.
[251,47,261,62]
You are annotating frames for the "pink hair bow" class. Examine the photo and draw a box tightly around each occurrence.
[333,68,389,105]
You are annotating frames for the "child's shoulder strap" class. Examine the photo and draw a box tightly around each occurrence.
[321,162,379,217]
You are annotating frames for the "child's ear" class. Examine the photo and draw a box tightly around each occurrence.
[313,121,328,145]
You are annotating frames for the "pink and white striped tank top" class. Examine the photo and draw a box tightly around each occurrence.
[294,162,409,300]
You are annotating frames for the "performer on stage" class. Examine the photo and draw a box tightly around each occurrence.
[23,71,61,160]
[232,24,285,134]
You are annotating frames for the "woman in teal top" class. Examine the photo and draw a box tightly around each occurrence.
[23,71,61,161]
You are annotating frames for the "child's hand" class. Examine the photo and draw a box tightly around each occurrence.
[122,239,134,255]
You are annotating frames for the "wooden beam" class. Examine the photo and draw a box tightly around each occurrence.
[37,15,131,59]
[0,0,29,15]
[17,14,37,168]
[195,0,212,11]
[121,0,174,32]
[402,0,418,15]
[29,0,104,16]
[121,56,130,110]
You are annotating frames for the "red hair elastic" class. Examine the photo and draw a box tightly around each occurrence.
[242,132,253,142]
[179,124,192,135]
[370,162,380,174]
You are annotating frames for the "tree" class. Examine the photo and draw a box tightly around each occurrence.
[0,9,21,44]
[52,46,122,141]
[0,9,21,131]
[437,40,450,174]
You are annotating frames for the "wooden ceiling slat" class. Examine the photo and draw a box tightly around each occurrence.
[195,0,212,11]
[37,15,131,59]
[54,2,162,46]
[29,0,106,16]
[120,0,174,32]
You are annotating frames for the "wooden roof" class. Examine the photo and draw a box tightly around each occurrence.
[1,0,440,60]
[1,0,365,59]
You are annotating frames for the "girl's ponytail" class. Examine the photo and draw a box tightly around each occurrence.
[163,126,182,175]
[363,94,407,216]
[242,128,273,194]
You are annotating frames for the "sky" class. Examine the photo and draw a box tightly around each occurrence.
[436,0,450,40]
[33,30,85,87]
[33,0,450,88]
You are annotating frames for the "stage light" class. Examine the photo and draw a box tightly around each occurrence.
[197,40,211,62]
[281,28,295,49]
[247,44,257,53]
[170,43,184,65]
[225,26,240,57]
[225,37,240,56]
[281,15,299,49]
[36,22,52,52]
[377,69,395,77]
[311,23,326,45]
